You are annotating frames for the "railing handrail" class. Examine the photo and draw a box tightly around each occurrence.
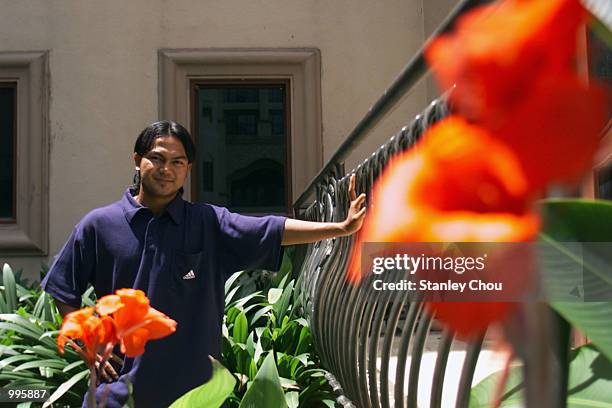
[292,0,490,211]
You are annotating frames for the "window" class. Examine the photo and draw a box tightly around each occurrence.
[0,51,49,255]
[587,29,612,201]
[587,28,612,119]
[159,48,322,215]
[192,82,291,213]
[0,83,16,221]
[596,162,612,200]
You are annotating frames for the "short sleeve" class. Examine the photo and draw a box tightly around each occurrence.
[215,207,286,275]
[41,222,96,308]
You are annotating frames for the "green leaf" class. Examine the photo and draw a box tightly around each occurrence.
[0,354,38,369]
[246,332,255,358]
[469,365,524,407]
[274,281,294,324]
[3,264,18,312]
[279,376,299,390]
[42,369,89,408]
[470,345,612,407]
[251,306,273,326]
[268,288,283,305]
[273,254,293,288]
[226,286,241,308]
[233,312,248,345]
[239,352,288,408]
[225,271,244,295]
[285,391,299,408]
[13,359,67,372]
[62,360,85,373]
[232,292,263,310]
[540,199,612,361]
[169,357,236,408]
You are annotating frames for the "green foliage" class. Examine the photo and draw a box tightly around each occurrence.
[539,199,612,361]
[221,252,335,408]
[170,357,236,408]
[0,263,90,407]
[469,345,612,407]
[239,352,287,408]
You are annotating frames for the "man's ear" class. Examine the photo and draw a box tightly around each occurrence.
[133,153,142,169]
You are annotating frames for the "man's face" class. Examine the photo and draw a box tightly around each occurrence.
[134,136,191,199]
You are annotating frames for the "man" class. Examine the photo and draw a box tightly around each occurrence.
[42,120,366,407]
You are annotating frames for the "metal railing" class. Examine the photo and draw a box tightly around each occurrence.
[288,0,562,406]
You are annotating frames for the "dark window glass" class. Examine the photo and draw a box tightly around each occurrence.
[194,84,289,214]
[224,110,259,136]
[0,84,15,220]
[587,29,612,118]
[597,164,612,200]
[224,88,259,103]
[270,109,284,136]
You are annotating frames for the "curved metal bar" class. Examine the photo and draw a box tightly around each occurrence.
[455,336,484,408]
[430,330,454,408]
[407,311,434,408]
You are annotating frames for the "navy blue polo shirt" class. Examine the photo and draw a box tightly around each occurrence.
[42,188,286,407]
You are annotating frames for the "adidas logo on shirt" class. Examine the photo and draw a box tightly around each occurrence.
[182,270,196,280]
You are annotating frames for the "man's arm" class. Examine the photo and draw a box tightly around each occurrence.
[282,174,366,246]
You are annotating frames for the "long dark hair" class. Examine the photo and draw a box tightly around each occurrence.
[132,120,196,194]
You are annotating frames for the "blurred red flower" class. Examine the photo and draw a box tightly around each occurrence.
[58,307,117,365]
[346,117,540,337]
[347,117,539,281]
[97,289,177,357]
[426,0,607,190]
[426,0,586,124]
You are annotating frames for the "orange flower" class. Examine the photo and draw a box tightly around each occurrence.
[97,289,177,357]
[346,117,539,337]
[494,75,607,191]
[58,307,117,365]
[426,0,586,124]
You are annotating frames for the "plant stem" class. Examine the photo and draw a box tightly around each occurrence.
[88,366,97,408]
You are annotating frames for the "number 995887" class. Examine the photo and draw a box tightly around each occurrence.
[0,387,51,402]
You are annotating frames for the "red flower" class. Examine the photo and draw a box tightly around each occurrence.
[347,118,539,337]
[426,0,608,191]
[494,75,607,191]
[97,289,177,357]
[58,307,117,365]
[426,0,586,124]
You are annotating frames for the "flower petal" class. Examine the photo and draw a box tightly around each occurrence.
[96,295,123,316]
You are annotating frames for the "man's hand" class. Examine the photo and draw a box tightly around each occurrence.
[281,174,367,245]
[96,352,123,384]
[341,174,367,235]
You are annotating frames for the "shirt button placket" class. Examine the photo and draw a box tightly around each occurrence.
[146,218,156,252]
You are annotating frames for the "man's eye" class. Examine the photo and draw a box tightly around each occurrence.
[174,161,185,166]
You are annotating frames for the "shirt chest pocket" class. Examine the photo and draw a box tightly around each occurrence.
[171,250,206,293]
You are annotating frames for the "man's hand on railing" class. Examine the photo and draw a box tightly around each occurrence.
[342,173,367,235]
[281,174,366,245]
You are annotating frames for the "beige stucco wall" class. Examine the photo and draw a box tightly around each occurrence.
[0,0,458,279]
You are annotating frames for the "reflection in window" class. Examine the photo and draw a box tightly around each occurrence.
[224,110,259,136]
[0,84,15,220]
[194,84,289,213]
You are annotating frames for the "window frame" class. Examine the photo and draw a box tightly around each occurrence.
[0,51,49,256]
[0,81,17,223]
[158,48,322,214]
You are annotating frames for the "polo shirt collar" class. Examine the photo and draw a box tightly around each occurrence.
[121,187,185,225]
